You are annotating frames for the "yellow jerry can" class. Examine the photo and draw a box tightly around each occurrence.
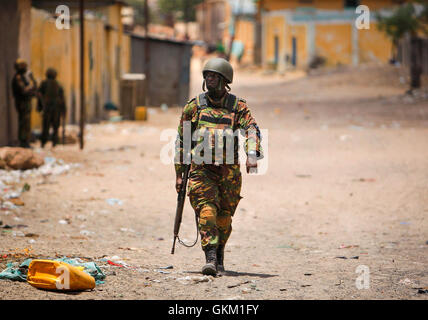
[27,259,95,291]
[135,106,147,121]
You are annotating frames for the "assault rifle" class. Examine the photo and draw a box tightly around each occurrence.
[171,164,192,254]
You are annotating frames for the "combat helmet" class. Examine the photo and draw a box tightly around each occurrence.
[202,57,233,84]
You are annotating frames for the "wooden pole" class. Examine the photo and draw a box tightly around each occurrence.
[79,0,85,149]
[144,0,150,106]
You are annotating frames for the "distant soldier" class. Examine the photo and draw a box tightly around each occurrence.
[38,68,66,148]
[11,59,37,148]
[174,58,263,275]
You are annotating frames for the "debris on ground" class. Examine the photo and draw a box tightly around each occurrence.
[106,198,123,206]
[0,148,44,170]
[227,280,251,289]
[176,275,214,285]
[338,244,359,249]
[0,257,105,286]
[353,178,376,182]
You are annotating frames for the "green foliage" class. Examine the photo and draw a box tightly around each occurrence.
[157,0,204,22]
[377,3,420,44]
[125,0,160,25]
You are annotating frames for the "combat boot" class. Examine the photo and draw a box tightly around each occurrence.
[217,244,225,273]
[202,247,217,276]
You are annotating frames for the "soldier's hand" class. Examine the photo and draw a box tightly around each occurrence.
[246,155,258,174]
[176,176,183,193]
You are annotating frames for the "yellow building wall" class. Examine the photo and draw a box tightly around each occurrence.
[315,24,352,66]
[358,22,393,63]
[264,15,285,67]
[262,0,344,11]
[234,19,255,64]
[286,24,307,67]
[261,0,402,11]
[30,8,75,130]
[30,4,130,129]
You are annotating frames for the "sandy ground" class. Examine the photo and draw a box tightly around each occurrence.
[0,61,427,300]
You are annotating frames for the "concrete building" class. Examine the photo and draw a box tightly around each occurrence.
[258,0,404,71]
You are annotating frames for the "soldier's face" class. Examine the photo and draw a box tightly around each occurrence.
[204,71,221,90]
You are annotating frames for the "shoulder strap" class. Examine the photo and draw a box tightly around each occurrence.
[226,94,238,113]
[196,93,208,110]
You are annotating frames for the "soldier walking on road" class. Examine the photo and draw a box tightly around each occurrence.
[11,59,37,148]
[37,68,66,148]
[174,58,263,276]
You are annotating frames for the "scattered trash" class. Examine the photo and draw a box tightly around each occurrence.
[279,288,287,292]
[0,258,32,282]
[398,278,414,286]
[107,260,124,267]
[158,265,173,270]
[227,280,251,289]
[161,103,169,112]
[335,280,344,286]
[339,134,350,141]
[400,221,410,225]
[301,284,311,287]
[349,125,365,131]
[417,288,428,294]
[9,198,24,206]
[58,219,68,225]
[335,256,359,259]
[80,230,94,236]
[27,259,101,291]
[21,183,30,193]
[12,231,25,237]
[295,174,311,178]
[154,269,171,274]
[176,275,213,285]
[25,233,39,238]
[106,198,123,206]
[338,244,359,249]
[304,273,312,276]
[353,178,376,182]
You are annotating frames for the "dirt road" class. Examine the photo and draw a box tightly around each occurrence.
[1,62,427,300]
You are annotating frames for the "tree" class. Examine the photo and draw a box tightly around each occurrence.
[377,2,428,90]
[157,0,204,25]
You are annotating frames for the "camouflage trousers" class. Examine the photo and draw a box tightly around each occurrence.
[15,101,32,147]
[41,109,61,147]
[187,163,242,250]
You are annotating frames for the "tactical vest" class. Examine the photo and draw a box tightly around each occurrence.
[192,93,240,165]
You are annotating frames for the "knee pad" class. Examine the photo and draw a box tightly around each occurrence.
[199,205,217,226]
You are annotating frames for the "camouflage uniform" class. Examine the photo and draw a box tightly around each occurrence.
[38,71,66,147]
[175,92,263,250]
[12,68,36,148]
